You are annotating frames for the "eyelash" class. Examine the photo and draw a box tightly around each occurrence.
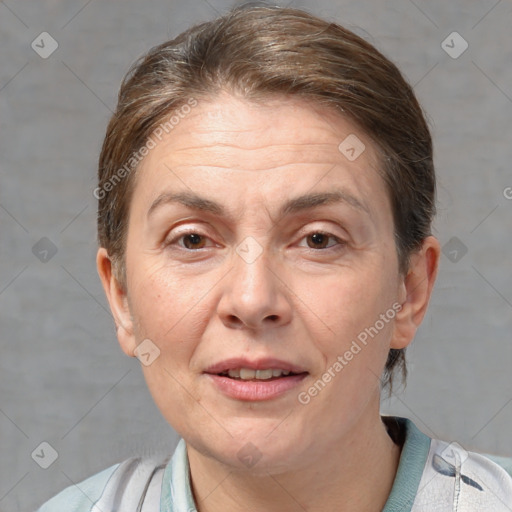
[164,229,346,252]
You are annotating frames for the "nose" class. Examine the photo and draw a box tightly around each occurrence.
[216,237,292,331]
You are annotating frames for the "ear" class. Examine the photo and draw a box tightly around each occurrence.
[391,236,440,349]
[96,247,137,357]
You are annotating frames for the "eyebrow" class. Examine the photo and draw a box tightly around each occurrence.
[147,188,369,221]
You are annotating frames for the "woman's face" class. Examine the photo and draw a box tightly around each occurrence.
[106,93,409,473]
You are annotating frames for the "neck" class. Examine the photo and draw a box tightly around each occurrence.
[187,405,402,512]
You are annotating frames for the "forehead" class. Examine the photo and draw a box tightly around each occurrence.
[132,93,390,221]
[146,93,380,166]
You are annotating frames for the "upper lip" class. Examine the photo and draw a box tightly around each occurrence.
[204,357,308,375]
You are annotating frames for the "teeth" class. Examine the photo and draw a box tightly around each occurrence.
[239,368,256,380]
[255,369,273,380]
[225,368,293,380]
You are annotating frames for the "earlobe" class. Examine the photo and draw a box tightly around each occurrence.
[391,236,440,349]
[96,248,137,358]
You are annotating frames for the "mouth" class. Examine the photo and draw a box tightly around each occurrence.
[215,368,305,381]
[204,358,309,401]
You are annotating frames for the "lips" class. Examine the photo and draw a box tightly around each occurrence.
[204,357,309,401]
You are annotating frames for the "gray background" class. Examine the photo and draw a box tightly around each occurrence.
[0,0,511,510]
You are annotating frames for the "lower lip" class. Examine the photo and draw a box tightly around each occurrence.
[206,373,308,401]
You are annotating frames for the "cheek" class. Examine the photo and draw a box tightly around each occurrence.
[126,260,205,368]
[312,272,388,334]
[128,263,207,430]
[304,263,397,374]
[129,257,196,327]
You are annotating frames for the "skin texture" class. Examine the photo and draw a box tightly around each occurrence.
[97,92,440,511]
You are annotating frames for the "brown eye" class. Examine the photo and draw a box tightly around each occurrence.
[303,232,341,250]
[307,232,329,249]
[181,233,207,249]
[165,230,213,251]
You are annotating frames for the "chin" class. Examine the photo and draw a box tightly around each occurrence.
[195,421,311,475]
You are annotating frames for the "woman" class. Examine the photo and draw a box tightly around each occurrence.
[37,5,512,511]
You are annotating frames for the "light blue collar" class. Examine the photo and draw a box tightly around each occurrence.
[382,417,431,512]
[160,438,197,511]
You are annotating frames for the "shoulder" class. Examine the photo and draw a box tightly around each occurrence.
[484,453,512,478]
[36,462,121,512]
[383,417,512,512]
[36,456,168,512]
[414,435,512,510]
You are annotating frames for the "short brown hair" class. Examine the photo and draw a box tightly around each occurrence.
[97,4,436,390]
